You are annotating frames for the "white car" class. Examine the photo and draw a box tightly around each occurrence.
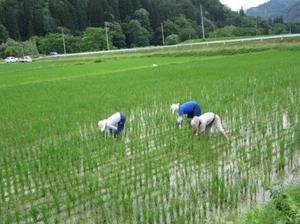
[4,56,18,63]
[19,56,32,63]
[49,52,58,57]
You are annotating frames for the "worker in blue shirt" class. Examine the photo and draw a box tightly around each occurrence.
[170,100,201,127]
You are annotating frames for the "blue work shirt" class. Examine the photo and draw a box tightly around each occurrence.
[178,101,201,118]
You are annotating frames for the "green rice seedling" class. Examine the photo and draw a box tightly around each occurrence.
[30,206,40,223]
[0,41,299,222]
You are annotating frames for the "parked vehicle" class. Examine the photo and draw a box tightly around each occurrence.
[49,52,58,57]
[4,56,18,63]
[19,56,33,63]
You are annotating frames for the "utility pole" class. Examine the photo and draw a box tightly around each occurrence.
[105,22,110,50]
[22,44,25,57]
[161,23,165,45]
[255,17,258,36]
[62,28,66,54]
[200,4,205,40]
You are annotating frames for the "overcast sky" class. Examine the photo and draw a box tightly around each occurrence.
[220,0,270,11]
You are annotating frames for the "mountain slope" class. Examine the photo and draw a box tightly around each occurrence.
[286,1,300,22]
[246,0,300,22]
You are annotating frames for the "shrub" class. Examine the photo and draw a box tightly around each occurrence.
[166,34,180,45]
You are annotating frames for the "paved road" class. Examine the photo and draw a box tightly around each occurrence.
[46,33,300,58]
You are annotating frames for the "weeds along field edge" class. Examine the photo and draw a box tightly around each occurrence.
[0,48,299,222]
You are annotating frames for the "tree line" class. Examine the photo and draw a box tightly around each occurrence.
[0,0,299,58]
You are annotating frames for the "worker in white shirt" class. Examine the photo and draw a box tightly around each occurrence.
[190,112,228,139]
[170,100,201,128]
[98,112,126,137]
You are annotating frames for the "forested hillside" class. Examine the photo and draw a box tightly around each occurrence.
[247,0,300,22]
[0,0,299,57]
[0,0,229,41]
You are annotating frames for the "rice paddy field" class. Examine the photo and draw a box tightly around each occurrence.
[0,40,300,223]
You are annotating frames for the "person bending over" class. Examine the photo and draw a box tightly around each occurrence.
[190,112,228,139]
[170,100,201,128]
[98,112,126,137]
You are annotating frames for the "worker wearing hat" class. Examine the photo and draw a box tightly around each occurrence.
[98,112,126,137]
[170,100,201,127]
[190,112,228,139]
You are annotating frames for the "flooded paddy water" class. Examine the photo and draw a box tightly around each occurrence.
[0,100,298,223]
[90,101,299,223]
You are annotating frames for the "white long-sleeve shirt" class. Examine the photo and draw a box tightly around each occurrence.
[198,112,215,132]
[198,112,225,134]
[105,112,121,131]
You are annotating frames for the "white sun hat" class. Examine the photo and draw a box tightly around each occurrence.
[98,119,107,132]
[170,103,179,114]
[190,116,200,130]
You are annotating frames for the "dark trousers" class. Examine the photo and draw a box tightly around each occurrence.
[114,112,126,137]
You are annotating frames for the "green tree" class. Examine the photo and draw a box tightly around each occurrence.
[0,43,4,58]
[19,0,46,39]
[271,23,288,34]
[179,0,197,21]
[291,23,300,33]
[162,20,178,37]
[118,0,134,20]
[233,27,256,36]
[66,35,82,53]
[36,33,64,55]
[0,24,9,44]
[152,19,178,45]
[82,27,108,51]
[37,31,82,54]
[174,15,197,41]
[49,0,75,30]
[42,3,56,33]
[107,22,126,49]
[212,25,236,37]
[257,19,270,35]
[239,7,245,16]
[87,0,105,26]
[166,34,180,45]
[273,16,284,24]
[124,20,151,47]
[1,38,22,57]
[134,8,151,31]
[0,0,20,40]
[23,39,39,57]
